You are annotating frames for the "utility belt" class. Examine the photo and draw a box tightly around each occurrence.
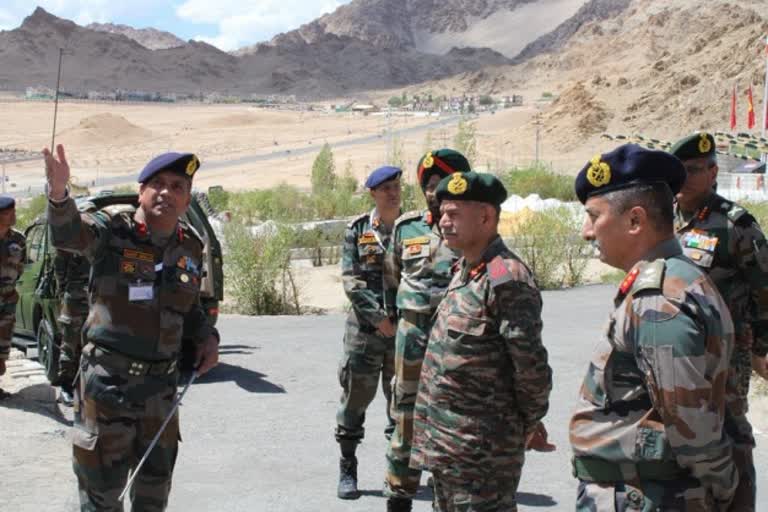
[572,456,688,483]
[399,309,432,326]
[82,343,177,377]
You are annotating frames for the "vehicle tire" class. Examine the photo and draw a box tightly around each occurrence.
[37,318,60,385]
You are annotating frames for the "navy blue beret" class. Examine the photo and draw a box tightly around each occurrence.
[365,166,402,189]
[574,144,686,204]
[0,195,15,211]
[138,152,200,184]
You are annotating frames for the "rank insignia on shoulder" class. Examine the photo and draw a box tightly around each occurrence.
[358,233,377,244]
[619,268,640,295]
[121,260,137,274]
[404,236,430,246]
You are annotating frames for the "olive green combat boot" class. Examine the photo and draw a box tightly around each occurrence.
[337,456,360,499]
[386,497,413,512]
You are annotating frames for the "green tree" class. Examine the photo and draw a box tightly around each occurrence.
[311,143,337,194]
[339,159,358,195]
[453,118,478,164]
[388,96,403,108]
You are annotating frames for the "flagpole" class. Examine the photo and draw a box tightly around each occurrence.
[762,35,768,164]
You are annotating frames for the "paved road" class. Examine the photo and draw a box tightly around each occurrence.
[4,114,465,200]
[1,284,766,511]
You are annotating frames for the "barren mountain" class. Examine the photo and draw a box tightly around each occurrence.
[405,0,767,163]
[0,8,238,93]
[0,7,513,96]
[87,22,186,50]
[235,0,587,58]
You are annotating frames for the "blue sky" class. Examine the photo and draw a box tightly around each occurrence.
[0,0,351,51]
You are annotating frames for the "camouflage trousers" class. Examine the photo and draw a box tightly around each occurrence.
[576,479,722,511]
[335,313,395,443]
[432,463,522,512]
[384,310,431,498]
[0,301,16,361]
[57,303,88,382]
[73,350,179,512]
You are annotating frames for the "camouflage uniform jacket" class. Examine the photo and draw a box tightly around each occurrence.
[53,248,90,315]
[342,209,396,329]
[383,209,458,316]
[410,236,551,471]
[48,197,215,362]
[0,228,25,360]
[674,192,768,358]
[0,228,25,302]
[570,238,738,506]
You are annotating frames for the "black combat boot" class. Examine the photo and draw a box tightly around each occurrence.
[386,497,413,512]
[337,455,360,499]
[58,382,74,407]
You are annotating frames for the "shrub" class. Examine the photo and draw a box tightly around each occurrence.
[16,194,48,229]
[500,165,576,201]
[506,207,590,289]
[223,222,301,315]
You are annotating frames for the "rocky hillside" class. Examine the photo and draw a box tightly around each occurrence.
[235,0,586,57]
[87,22,186,50]
[0,7,513,96]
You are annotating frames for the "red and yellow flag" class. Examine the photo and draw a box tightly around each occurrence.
[730,86,737,130]
[747,85,755,129]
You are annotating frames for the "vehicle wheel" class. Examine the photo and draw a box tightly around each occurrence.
[37,318,60,385]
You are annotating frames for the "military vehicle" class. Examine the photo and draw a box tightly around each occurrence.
[12,191,224,383]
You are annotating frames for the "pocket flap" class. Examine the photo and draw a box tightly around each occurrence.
[71,427,98,451]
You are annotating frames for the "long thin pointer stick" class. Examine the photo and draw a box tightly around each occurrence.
[118,372,197,502]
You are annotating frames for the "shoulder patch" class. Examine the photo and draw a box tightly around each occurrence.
[726,203,754,226]
[394,209,424,229]
[629,259,665,295]
[488,255,531,288]
[347,212,369,229]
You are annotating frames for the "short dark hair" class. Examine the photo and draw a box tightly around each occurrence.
[603,183,674,232]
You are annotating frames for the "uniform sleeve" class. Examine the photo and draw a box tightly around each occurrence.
[183,300,218,346]
[636,304,738,506]
[495,280,551,431]
[47,197,110,261]
[341,225,387,327]
[733,220,768,357]
[383,227,402,318]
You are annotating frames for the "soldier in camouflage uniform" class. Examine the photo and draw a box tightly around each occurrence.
[671,132,763,509]
[54,248,90,406]
[43,145,219,512]
[409,172,552,512]
[336,166,402,499]
[0,196,25,400]
[382,149,467,512]
[570,144,740,510]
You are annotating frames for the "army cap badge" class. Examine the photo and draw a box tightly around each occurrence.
[435,171,508,206]
[575,143,685,204]
[417,148,471,188]
[669,132,715,160]
[138,152,201,184]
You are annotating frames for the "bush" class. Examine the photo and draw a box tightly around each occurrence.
[16,194,48,230]
[499,166,576,201]
[223,222,301,315]
[507,207,590,289]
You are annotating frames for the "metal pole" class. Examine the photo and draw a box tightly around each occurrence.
[51,48,64,150]
[762,35,768,163]
[118,372,197,502]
